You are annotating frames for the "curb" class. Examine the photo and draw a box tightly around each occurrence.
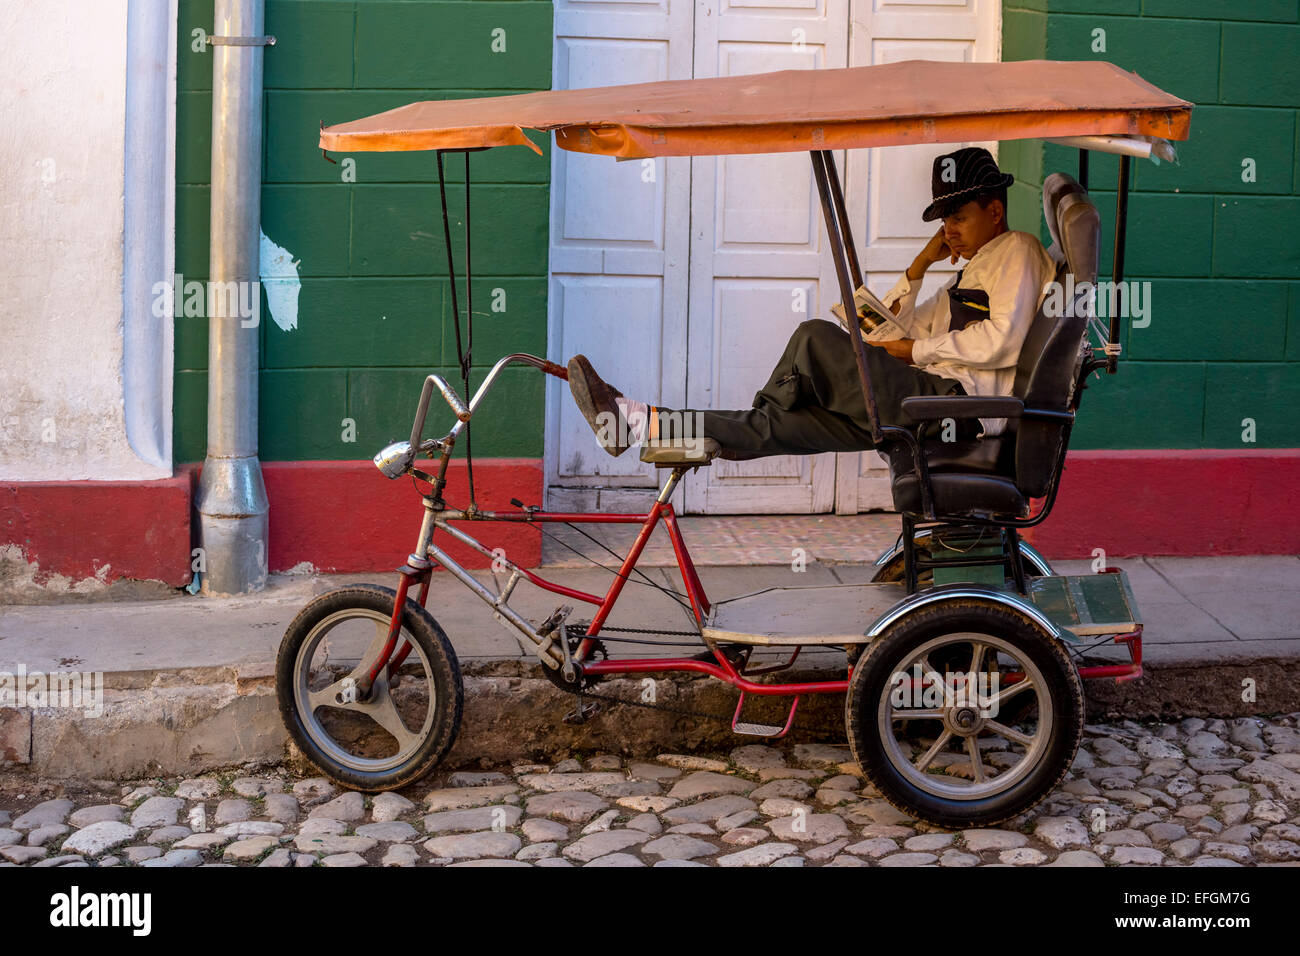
[4,655,1300,781]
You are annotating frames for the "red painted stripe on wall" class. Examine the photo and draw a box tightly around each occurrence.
[4,451,1296,589]
[259,458,544,574]
[0,473,194,586]
[1023,449,1300,558]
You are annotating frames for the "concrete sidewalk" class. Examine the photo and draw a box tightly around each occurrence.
[1,513,1298,779]
[3,554,1298,674]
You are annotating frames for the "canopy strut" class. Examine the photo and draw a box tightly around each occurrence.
[1108,154,1131,373]
[435,150,477,508]
[809,149,936,517]
[811,149,881,443]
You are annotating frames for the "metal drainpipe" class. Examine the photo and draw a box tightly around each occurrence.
[196,0,270,595]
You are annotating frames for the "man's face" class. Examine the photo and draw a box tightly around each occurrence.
[942,198,1005,260]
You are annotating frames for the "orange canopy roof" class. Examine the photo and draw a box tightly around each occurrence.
[318,59,1192,160]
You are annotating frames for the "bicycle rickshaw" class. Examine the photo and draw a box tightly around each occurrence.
[276,59,1192,827]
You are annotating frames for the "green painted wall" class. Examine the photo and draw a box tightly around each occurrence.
[1002,0,1299,449]
[175,0,553,463]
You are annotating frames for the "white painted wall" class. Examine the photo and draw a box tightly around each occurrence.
[0,0,174,481]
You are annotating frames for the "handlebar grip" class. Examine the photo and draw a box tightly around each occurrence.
[445,391,471,421]
[538,359,569,381]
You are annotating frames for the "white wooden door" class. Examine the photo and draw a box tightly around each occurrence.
[545,0,695,513]
[545,0,1000,514]
[833,0,1001,513]
[679,0,847,514]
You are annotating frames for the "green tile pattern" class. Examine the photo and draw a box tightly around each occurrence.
[175,0,553,462]
[1003,1,1300,449]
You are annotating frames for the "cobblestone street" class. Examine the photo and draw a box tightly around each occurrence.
[3,715,1299,868]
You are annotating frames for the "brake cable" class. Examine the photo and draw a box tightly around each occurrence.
[521,517,696,616]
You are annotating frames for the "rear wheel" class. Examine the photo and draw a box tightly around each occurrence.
[845,598,1083,828]
[276,585,463,792]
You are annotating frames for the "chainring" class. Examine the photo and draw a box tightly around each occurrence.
[538,623,607,694]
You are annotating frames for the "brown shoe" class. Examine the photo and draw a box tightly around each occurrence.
[567,354,631,457]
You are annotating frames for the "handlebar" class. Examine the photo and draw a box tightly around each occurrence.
[407,353,569,453]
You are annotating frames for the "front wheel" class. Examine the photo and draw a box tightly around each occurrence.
[845,598,1083,829]
[276,585,463,792]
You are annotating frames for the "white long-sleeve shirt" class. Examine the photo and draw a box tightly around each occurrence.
[881,229,1057,436]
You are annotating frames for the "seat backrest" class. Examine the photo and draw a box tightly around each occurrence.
[1014,173,1100,498]
[1012,173,1098,397]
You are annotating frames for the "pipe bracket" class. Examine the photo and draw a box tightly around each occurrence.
[207,34,276,46]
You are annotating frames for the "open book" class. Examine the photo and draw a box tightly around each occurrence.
[830,284,908,342]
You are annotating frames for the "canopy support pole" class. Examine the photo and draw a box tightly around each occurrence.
[810,150,881,443]
[434,151,477,510]
[820,150,863,289]
[1108,154,1131,373]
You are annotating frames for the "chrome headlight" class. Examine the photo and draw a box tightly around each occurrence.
[373,441,415,479]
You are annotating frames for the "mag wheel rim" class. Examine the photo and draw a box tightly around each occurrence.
[294,608,437,773]
[875,631,1053,801]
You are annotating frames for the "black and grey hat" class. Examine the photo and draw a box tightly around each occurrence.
[922,147,1015,222]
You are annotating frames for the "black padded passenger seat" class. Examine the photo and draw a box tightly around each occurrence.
[884,172,1100,521]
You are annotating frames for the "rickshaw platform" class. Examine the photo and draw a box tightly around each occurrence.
[701,572,1140,646]
[704,581,908,645]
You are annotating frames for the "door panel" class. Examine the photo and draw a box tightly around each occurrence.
[835,0,999,514]
[545,2,693,509]
[683,0,845,513]
[545,0,1001,515]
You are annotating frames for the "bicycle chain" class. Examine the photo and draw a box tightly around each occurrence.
[568,621,703,639]
[558,620,736,724]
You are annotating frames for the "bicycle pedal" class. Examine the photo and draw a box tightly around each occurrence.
[563,700,602,725]
[538,604,574,636]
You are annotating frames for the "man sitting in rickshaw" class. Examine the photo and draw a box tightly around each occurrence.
[569,147,1057,460]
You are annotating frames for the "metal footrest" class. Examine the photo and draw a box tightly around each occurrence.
[1026,568,1140,637]
[733,721,787,738]
[732,692,800,738]
[639,437,721,467]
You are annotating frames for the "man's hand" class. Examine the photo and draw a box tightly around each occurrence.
[912,226,958,276]
[892,228,959,315]
[868,338,915,364]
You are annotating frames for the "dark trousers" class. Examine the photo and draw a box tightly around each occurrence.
[660,319,963,461]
